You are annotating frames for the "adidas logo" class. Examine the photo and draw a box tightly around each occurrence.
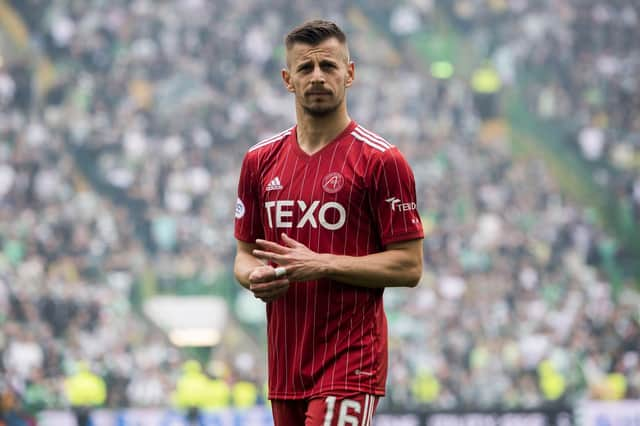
[266,176,283,191]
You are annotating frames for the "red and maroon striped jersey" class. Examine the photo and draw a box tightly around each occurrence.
[234,120,423,399]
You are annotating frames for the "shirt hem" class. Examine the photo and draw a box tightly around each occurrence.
[381,231,424,247]
[235,233,259,244]
[269,385,385,400]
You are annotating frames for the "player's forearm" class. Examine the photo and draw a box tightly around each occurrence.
[234,250,264,289]
[322,247,422,288]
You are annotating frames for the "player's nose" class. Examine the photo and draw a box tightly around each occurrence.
[310,65,326,83]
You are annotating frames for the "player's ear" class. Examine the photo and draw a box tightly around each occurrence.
[282,68,295,93]
[345,61,355,88]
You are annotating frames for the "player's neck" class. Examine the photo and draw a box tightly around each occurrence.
[295,107,351,155]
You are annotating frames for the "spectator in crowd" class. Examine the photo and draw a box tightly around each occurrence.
[172,360,209,425]
[64,362,107,426]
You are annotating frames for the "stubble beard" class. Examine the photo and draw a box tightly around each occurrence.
[301,93,344,118]
[302,102,341,117]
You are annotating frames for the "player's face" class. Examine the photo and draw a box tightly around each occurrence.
[283,38,354,117]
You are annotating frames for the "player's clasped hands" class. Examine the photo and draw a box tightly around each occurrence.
[248,265,290,303]
[251,233,330,303]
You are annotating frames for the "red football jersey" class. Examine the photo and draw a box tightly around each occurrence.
[234,120,423,399]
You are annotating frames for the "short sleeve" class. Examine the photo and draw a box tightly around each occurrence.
[234,152,264,242]
[368,148,424,246]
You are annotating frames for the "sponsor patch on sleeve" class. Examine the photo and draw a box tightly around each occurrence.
[235,198,246,219]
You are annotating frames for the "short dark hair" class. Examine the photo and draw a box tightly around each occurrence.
[285,20,347,50]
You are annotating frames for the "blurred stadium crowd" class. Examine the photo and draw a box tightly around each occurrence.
[0,0,639,418]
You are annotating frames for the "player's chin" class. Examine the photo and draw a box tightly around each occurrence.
[303,103,339,117]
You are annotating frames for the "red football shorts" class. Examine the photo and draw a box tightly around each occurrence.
[271,394,380,426]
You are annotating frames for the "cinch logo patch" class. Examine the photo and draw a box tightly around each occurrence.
[264,200,346,230]
[385,197,417,212]
[235,198,246,219]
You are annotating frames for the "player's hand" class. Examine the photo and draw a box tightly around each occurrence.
[248,265,289,303]
[253,233,331,283]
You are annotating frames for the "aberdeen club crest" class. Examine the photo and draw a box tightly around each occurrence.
[322,172,344,194]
